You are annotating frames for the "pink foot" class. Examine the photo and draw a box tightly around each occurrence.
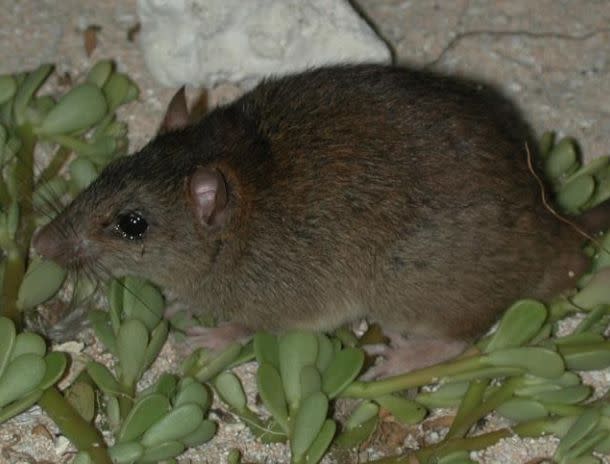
[361,333,468,380]
[185,322,253,352]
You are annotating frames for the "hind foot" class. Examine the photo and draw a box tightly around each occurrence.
[361,332,468,380]
[185,322,253,352]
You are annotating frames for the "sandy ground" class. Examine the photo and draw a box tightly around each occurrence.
[1,0,610,463]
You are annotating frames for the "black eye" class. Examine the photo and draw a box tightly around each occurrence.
[115,212,148,240]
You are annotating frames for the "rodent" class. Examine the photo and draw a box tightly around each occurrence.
[33,64,606,377]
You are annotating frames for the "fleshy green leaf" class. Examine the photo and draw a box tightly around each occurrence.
[108,442,144,464]
[71,451,93,464]
[106,394,121,430]
[0,75,17,105]
[0,389,42,423]
[140,403,203,447]
[174,380,210,411]
[86,60,114,88]
[345,401,379,430]
[321,347,364,398]
[279,331,318,408]
[154,373,178,399]
[300,365,322,399]
[445,367,525,383]
[496,399,548,422]
[181,419,217,447]
[69,157,98,191]
[485,347,565,379]
[257,363,288,433]
[88,310,118,355]
[103,73,131,111]
[13,64,53,124]
[16,257,67,309]
[122,276,165,330]
[253,332,279,369]
[10,332,46,360]
[315,334,334,373]
[304,419,336,464]
[572,269,610,309]
[554,408,600,460]
[227,449,241,464]
[416,382,470,409]
[290,392,328,461]
[38,352,68,390]
[142,321,169,371]
[559,343,610,371]
[544,137,579,182]
[118,393,171,443]
[0,354,46,408]
[138,441,185,463]
[191,343,243,382]
[484,299,547,352]
[538,131,555,159]
[594,432,610,453]
[214,372,247,412]
[117,318,149,388]
[108,279,125,323]
[375,394,427,425]
[556,175,596,214]
[533,385,592,405]
[65,381,95,423]
[38,83,107,135]
[86,361,122,396]
[564,431,608,461]
[0,317,16,379]
[336,416,378,449]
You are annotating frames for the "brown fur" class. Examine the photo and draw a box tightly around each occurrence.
[34,65,604,350]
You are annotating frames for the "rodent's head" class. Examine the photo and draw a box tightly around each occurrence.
[33,144,232,290]
[33,89,243,291]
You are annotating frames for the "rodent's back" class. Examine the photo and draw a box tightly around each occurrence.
[207,65,565,337]
[33,64,587,343]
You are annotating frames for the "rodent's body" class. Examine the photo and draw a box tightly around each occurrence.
[35,65,591,372]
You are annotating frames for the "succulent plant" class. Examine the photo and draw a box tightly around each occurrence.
[540,132,610,214]
[0,316,67,422]
[2,61,610,464]
[0,61,138,327]
[73,375,215,464]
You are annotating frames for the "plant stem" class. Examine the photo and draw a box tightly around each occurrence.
[370,417,559,464]
[543,402,585,417]
[443,377,522,439]
[341,355,484,398]
[1,124,36,325]
[1,245,25,324]
[36,145,71,186]
[15,124,36,241]
[445,378,489,439]
[0,176,10,206]
[38,387,112,464]
[118,380,135,421]
[549,297,579,322]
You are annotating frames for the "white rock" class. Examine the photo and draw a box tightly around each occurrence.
[137,0,392,87]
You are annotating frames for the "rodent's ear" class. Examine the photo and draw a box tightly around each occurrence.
[188,167,229,227]
[158,86,190,134]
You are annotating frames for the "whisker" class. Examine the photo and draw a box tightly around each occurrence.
[94,262,161,321]
[65,269,82,313]
[32,182,66,222]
